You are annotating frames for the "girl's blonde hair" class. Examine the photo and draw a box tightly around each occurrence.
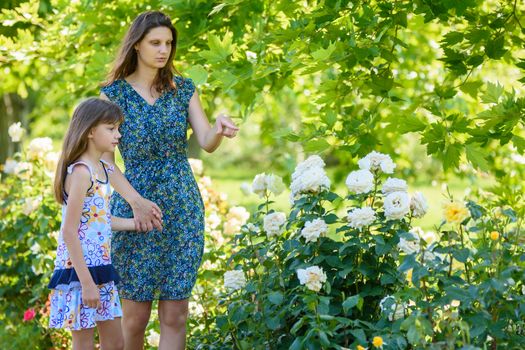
[53,98,123,203]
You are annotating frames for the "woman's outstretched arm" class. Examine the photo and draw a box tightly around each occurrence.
[188,90,239,153]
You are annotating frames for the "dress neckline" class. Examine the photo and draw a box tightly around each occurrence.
[122,79,164,107]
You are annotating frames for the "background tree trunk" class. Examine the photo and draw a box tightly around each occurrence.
[0,93,29,164]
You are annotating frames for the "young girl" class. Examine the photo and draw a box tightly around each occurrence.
[48,98,135,350]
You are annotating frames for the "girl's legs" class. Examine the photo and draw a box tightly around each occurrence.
[158,299,189,350]
[72,327,95,350]
[97,318,124,350]
[121,299,153,350]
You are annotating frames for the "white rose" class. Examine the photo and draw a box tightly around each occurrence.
[205,213,221,230]
[3,159,18,174]
[50,231,59,241]
[242,223,260,233]
[210,230,225,245]
[291,155,326,181]
[200,176,212,188]
[27,137,53,160]
[379,295,405,321]
[14,161,33,179]
[8,122,25,142]
[240,182,252,196]
[398,231,421,255]
[345,170,374,194]
[30,242,41,255]
[224,270,246,290]
[22,197,42,216]
[189,301,205,316]
[44,151,60,177]
[252,173,268,197]
[227,206,250,224]
[382,177,408,195]
[390,302,406,321]
[380,157,396,174]
[291,167,330,195]
[410,192,428,218]
[420,230,439,246]
[263,212,287,237]
[223,218,242,235]
[266,174,285,196]
[297,266,327,292]
[347,207,376,230]
[300,218,328,243]
[384,191,411,220]
[358,151,396,174]
[421,248,446,265]
[245,50,257,62]
[188,158,204,176]
[146,330,160,347]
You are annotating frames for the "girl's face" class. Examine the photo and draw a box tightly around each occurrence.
[89,123,121,153]
[134,26,173,69]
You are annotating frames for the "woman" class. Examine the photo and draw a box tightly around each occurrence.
[100,11,238,349]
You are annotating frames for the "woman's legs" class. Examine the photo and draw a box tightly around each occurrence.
[72,327,95,350]
[97,318,124,350]
[158,299,189,350]
[121,299,152,350]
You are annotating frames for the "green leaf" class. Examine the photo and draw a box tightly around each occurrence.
[397,114,426,133]
[452,248,470,263]
[303,139,330,152]
[465,143,489,171]
[311,41,337,61]
[291,317,306,334]
[199,32,234,63]
[481,82,504,104]
[343,295,362,313]
[485,35,506,59]
[460,81,483,98]
[349,329,367,344]
[319,331,330,346]
[268,291,284,305]
[442,31,464,45]
[185,65,208,85]
[443,143,461,170]
[265,316,281,330]
[211,70,237,91]
[512,135,525,153]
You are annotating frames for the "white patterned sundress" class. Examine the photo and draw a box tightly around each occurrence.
[48,160,122,330]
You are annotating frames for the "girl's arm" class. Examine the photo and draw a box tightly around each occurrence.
[111,216,136,231]
[62,165,101,309]
[100,92,163,232]
[188,91,239,153]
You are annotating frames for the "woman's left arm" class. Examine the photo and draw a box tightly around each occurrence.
[188,90,239,153]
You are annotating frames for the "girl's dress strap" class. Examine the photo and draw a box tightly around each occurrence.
[67,161,95,181]
[99,159,115,174]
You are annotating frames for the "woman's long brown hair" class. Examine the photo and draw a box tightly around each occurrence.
[54,98,123,204]
[103,11,180,94]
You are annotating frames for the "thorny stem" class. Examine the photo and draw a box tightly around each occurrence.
[459,225,471,283]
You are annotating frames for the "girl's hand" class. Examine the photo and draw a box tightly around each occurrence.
[214,113,239,138]
[82,282,101,309]
[131,196,163,232]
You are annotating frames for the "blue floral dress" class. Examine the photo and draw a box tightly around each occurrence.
[101,76,205,301]
[48,160,122,330]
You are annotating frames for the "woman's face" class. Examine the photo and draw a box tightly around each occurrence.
[135,26,173,69]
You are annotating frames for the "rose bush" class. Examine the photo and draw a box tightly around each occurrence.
[207,153,525,349]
